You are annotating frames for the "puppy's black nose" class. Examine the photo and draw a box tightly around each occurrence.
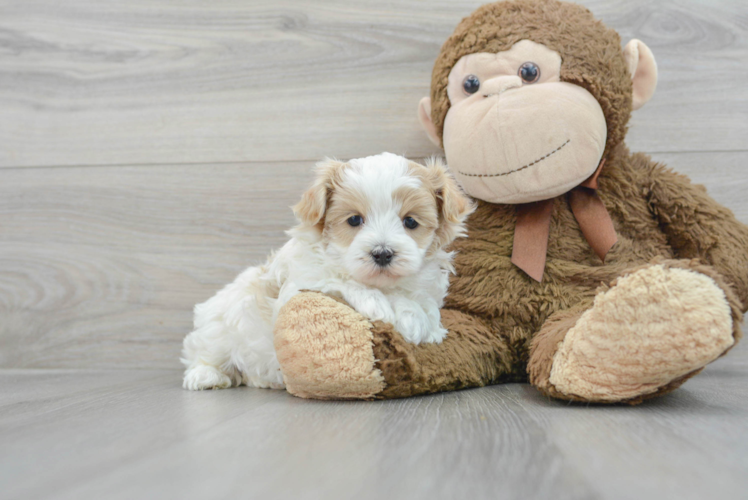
[371,249,394,267]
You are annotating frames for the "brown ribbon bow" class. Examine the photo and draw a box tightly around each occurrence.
[510,159,617,282]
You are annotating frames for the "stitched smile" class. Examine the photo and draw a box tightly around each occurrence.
[457,139,570,178]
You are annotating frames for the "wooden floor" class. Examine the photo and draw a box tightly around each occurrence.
[2,0,748,498]
[2,343,748,500]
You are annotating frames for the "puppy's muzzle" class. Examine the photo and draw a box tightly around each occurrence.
[371,248,394,268]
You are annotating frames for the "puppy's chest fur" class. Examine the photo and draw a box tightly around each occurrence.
[257,235,449,332]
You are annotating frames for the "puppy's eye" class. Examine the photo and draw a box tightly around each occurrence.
[462,74,480,95]
[347,215,363,227]
[403,217,419,229]
[518,62,540,84]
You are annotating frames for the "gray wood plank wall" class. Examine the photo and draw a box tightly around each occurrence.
[1,0,747,369]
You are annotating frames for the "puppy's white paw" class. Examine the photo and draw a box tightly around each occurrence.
[343,288,396,324]
[395,312,447,344]
[183,365,233,390]
[391,297,447,344]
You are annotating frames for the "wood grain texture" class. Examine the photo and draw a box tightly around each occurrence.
[1,0,746,168]
[0,161,315,368]
[1,152,746,369]
[1,151,747,369]
[1,343,746,500]
[1,2,747,497]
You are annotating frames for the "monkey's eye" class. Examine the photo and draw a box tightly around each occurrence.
[347,215,363,227]
[519,62,540,84]
[403,217,419,229]
[462,74,480,95]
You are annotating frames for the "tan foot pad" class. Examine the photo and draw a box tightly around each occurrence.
[274,292,385,400]
[550,265,735,402]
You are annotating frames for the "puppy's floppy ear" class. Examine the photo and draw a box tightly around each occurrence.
[425,157,475,247]
[293,158,346,230]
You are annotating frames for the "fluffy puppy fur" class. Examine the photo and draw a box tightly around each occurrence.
[181,152,474,390]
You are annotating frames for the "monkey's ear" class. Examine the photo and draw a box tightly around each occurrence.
[418,97,442,147]
[623,39,658,111]
[292,159,345,229]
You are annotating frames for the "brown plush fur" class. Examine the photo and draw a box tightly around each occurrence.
[274,0,748,403]
[371,309,516,399]
[370,143,748,401]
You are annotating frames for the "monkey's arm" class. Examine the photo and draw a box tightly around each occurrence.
[274,291,515,399]
[645,160,748,310]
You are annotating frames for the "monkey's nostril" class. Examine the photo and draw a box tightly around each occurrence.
[371,249,394,267]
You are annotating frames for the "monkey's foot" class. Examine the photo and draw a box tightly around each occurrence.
[274,292,385,399]
[547,263,736,403]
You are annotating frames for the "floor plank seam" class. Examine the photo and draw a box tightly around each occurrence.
[1,149,747,171]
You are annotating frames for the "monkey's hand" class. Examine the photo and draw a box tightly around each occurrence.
[646,159,748,311]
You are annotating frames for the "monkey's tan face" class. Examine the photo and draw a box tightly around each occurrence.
[443,40,607,204]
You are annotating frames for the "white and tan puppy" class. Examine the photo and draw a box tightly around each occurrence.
[181,152,474,390]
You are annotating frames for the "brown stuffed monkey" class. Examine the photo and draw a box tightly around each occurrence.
[273,0,748,403]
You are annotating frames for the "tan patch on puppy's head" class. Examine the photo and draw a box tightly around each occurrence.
[323,184,370,248]
[408,158,475,253]
[319,159,465,255]
[393,181,439,250]
[292,159,348,232]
